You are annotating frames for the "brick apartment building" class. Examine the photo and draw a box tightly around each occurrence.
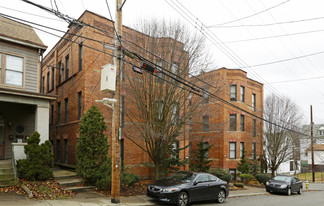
[190,68,263,178]
[41,11,190,178]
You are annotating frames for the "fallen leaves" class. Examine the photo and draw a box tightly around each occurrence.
[0,179,75,200]
[96,179,152,197]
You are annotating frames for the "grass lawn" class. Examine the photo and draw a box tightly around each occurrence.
[297,172,324,181]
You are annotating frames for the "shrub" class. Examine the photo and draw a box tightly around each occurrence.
[189,138,212,172]
[209,168,232,183]
[17,132,53,181]
[76,106,111,189]
[234,183,244,188]
[121,167,140,186]
[255,174,271,185]
[239,174,254,183]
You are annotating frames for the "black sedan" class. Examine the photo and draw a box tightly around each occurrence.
[147,171,229,206]
[265,175,303,195]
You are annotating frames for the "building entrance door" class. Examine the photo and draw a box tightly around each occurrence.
[0,124,4,159]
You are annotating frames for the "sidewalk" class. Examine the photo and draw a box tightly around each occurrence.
[0,184,321,206]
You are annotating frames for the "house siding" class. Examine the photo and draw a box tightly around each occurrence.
[0,41,39,92]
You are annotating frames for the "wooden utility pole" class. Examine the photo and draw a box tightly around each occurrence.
[310,105,315,182]
[111,0,123,203]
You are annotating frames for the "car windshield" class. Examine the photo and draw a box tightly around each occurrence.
[273,176,292,182]
[167,172,195,183]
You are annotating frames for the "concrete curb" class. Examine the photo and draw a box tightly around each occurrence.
[21,184,33,198]
[229,192,267,198]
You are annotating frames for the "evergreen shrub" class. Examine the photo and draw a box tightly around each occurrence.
[17,132,53,181]
[255,174,271,185]
[209,168,232,183]
[76,106,111,190]
[239,174,254,183]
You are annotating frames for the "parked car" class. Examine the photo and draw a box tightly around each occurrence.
[265,175,302,195]
[147,171,229,206]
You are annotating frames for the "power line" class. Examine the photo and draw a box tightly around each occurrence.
[266,76,324,84]
[231,49,324,69]
[208,16,324,28]
[222,28,324,44]
[12,2,308,137]
[0,5,63,21]
[212,0,290,26]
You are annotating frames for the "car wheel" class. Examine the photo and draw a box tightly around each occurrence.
[266,188,270,193]
[216,190,226,203]
[287,188,291,196]
[298,187,302,194]
[177,192,189,206]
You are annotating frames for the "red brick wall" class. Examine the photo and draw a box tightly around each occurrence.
[190,68,263,172]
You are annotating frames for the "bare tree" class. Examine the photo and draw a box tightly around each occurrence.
[122,19,213,180]
[264,94,304,177]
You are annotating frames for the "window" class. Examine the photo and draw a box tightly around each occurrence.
[252,142,256,159]
[189,117,192,133]
[64,98,68,123]
[65,55,69,79]
[4,54,23,86]
[203,88,209,104]
[240,114,245,131]
[319,130,324,136]
[51,67,55,89]
[64,139,68,163]
[171,63,179,76]
[50,104,54,125]
[252,119,256,137]
[79,43,83,72]
[196,174,209,183]
[202,115,209,132]
[156,61,164,83]
[47,72,50,93]
[78,92,82,120]
[188,93,192,106]
[229,169,236,180]
[42,76,45,93]
[230,85,237,101]
[229,114,237,131]
[57,102,61,124]
[229,142,236,159]
[240,86,245,102]
[240,142,244,159]
[120,95,125,127]
[171,103,179,125]
[155,100,164,121]
[290,161,294,171]
[252,94,256,111]
[58,61,62,85]
[203,142,209,158]
[171,141,179,159]
[56,139,60,162]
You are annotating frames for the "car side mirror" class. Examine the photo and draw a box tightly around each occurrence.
[193,181,200,186]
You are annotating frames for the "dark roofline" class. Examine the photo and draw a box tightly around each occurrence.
[0,15,47,50]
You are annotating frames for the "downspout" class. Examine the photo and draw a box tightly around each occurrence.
[39,49,44,93]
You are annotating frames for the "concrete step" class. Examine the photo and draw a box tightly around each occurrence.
[0,160,11,165]
[57,178,83,187]
[64,185,96,192]
[0,173,15,179]
[53,170,77,181]
[0,178,18,187]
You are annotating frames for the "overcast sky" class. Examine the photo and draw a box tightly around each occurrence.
[1,0,324,125]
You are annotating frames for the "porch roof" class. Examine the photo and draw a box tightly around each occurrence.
[0,87,57,101]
